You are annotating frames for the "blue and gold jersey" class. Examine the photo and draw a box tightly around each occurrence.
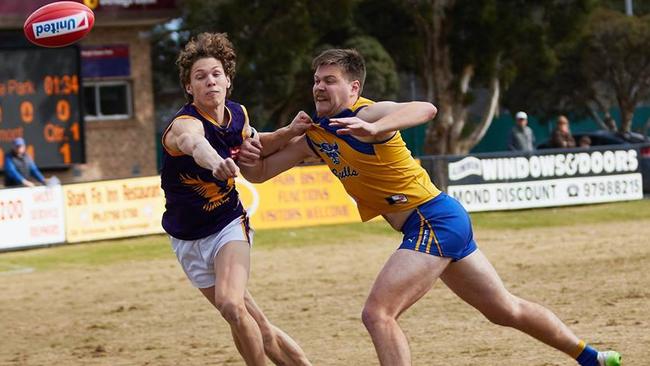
[160,101,250,240]
[305,97,441,221]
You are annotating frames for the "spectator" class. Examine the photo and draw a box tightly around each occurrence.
[3,137,46,187]
[550,115,576,148]
[508,111,535,151]
[578,135,592,148]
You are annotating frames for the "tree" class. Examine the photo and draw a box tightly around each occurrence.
[503,4,650,134]
[357,0,596,154]
[156,0,398,130]
[150,20,191,126]
[601,0,650,16]
[578,9,650,132]
[343,36,399,101]
[182,0,320,128]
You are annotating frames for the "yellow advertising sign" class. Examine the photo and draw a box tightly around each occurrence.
[62,164,363,242]
[63,176,165,243]
[237,164,362,230]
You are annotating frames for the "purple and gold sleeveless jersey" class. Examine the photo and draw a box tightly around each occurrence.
[305,97,441,221]
[160,101,250,240]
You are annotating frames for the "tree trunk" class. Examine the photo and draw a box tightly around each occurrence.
[618,97,634,132]
[586,104,609,130]
[422,0,454,155]
[620,108,634,133]
[446,65,473,153]
[421,0,503,156]
[457,75,500,153]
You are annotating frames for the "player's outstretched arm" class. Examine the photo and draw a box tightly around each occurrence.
[164,117,239,180]
[239,136,315,183]
[257,111,313,157]
[330,101,437,140]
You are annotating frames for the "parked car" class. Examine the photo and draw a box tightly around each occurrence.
[537,129,650,194]
[537,129,649,149]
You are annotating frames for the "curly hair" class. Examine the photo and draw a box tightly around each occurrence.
[312,48,366,93]
[176,32,237,102]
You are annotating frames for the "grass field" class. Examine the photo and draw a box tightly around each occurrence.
[1,200,649,365]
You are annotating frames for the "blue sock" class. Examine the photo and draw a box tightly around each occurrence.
[576,344,599,366]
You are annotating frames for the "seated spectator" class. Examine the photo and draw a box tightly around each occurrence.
[3,137,46,187]
[508,111,535,151]
[578,135,591,148]
[550,115,576,148]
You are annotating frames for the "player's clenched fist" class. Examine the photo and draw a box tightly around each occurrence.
[289,111,313,135]
[212,158,239,180]
[238,138,263,167]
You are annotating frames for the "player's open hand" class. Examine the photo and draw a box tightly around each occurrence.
[212,158,239,180]
[238,138,263,167]
[289,111,313,136]
[329,116,378,137]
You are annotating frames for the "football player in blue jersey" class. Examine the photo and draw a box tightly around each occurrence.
[238,48,620,366]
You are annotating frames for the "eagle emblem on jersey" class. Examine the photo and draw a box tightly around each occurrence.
[179,174,234,211]
[317,142,341,164]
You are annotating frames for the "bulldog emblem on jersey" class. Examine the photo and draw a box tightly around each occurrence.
[317,142,341,165]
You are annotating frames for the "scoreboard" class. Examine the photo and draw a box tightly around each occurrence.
[0,46,85,170]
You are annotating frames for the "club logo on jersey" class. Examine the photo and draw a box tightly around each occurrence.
[331,166,359,179]
[385,194,409,205]
[32,12,89,39]
[179,174,234,211]
[317,142,341,164]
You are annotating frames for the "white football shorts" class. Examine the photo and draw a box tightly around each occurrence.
[170,216,254,288]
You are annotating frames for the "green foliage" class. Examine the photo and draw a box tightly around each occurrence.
[354,0,421,73]
[352,0,600,153]
[600,0,650,15]
[151,0,402,130]
[581,9,650,130]
[0,223,398,271]
[150,0,649,149]
[150,20,191,124]
[497,0,597,120]
[182,0,319,128]
[343,36,398,100]
[472,199,650,230]
[150,22,186,94]
[0,236,173,271]
[504,2,650,128]
[357,0,593,92]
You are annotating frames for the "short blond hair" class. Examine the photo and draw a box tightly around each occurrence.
[312,48,366,93]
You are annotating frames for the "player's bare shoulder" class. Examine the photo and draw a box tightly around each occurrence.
[165,117,204,154]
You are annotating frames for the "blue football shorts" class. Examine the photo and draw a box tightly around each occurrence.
[399,192,477,261]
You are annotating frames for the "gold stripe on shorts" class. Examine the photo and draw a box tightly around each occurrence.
[417,209,443,256]
[240,215,250,243]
